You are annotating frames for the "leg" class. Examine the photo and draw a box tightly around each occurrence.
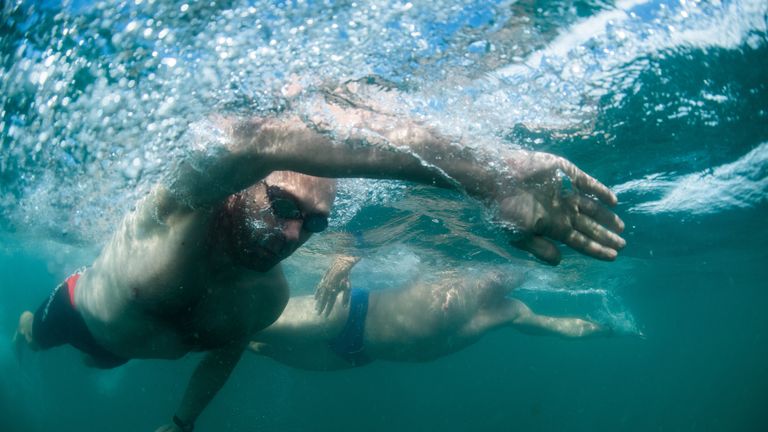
[464,297,609,340]
[507,300,609,338]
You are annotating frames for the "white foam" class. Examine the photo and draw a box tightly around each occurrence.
[2,0,765,243]
[614,142,768,214]
[461,0,768,133]
[516,265,643,337]
[0,0,517,243]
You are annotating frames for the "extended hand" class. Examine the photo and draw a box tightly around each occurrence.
[497,151,625,264]
[314,256,358,316]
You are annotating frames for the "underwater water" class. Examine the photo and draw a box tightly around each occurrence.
[1,0,767,431]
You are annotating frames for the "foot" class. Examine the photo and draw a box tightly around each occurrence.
[17,311,38,349]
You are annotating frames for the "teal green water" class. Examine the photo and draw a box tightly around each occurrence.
[2,1,767,431]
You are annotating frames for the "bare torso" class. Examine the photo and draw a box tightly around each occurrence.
[364,278,486,362]
[252,274,499,369]
[250,270,607,371]
[75,187,289,359]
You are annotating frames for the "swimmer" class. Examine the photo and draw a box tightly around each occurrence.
[14,78,625,432]
[250,255,612,371]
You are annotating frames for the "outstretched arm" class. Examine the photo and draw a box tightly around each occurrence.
[155,343,246,432]
[170,82,625,264]
[508,299,609,339]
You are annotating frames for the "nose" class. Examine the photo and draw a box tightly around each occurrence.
[280,219,303,242]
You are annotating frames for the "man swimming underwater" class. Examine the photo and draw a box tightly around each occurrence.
[14,78,625,431]
[250,255,613,371]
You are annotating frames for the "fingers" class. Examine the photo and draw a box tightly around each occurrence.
[315,278,352,316]
[512,236,561,265]
[513,231,616,263]
[573,195,624,233]
[572,213,626,250]
[322,294,335,317]
[314,287,323,313]
[504,153,626,264]
[559,160,617,206]
[314,283,333,316]
[563,229,618,261]
[511,213,623,263]
[342,283,351,309]
[320,287,337,317]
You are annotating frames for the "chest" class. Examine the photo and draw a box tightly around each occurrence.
[172,269,290,350]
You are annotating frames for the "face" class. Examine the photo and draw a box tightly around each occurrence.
[222,174,335,271]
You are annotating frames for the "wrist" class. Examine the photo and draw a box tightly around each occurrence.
[173,415,194,432]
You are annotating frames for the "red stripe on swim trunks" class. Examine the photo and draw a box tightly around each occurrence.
[66,273,81,308]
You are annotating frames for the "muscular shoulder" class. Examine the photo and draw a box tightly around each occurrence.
[125,186,213,241]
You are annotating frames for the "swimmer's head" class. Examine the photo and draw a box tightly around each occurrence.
[216,171,336,271]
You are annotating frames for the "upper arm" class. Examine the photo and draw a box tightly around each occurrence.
[165,117,274,210]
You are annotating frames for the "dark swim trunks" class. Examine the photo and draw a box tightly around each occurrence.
[328,288,372,367]
[32,272,128,369]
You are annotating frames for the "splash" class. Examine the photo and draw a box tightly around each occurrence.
[515,262,643,337]
[0,0,517,243]
[1,0,765,247]
[424,0,768,140]
[614,141,768,214]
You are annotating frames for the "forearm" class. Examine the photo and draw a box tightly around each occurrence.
[173,344,245,427]
[170,85,623,264]
[232,101,501,201]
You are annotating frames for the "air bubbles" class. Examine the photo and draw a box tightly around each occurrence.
[157,97,176,117]
[161,57,177,68]
[122,157,143,180]
[467,40,491,54]
[1,0,760,247]
[43,55,57,68]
